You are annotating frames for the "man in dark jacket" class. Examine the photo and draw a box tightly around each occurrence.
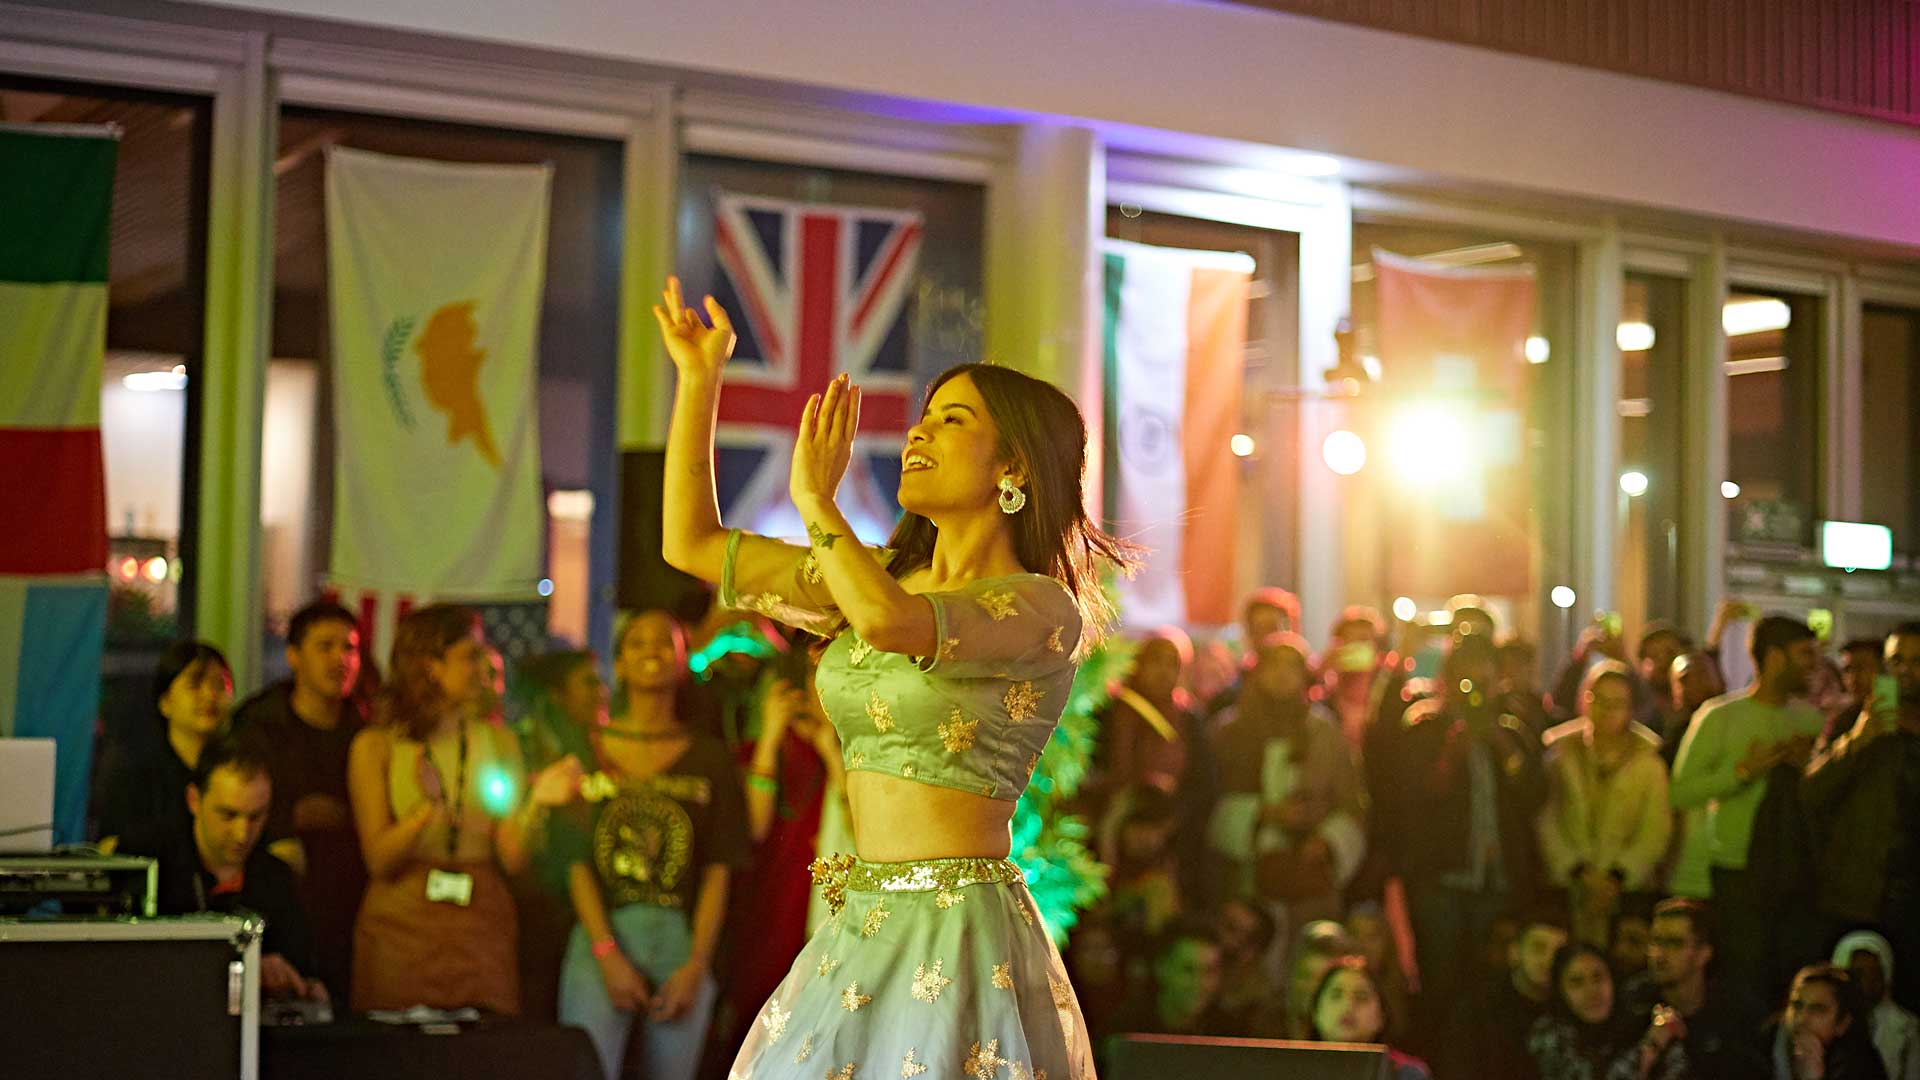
[155,736,325,1002]
[1803,623,1920,1013]
[1378,631,1547,1053]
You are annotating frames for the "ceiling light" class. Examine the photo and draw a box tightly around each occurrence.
[1723,298,1791,336]
[1616,322,1656,351]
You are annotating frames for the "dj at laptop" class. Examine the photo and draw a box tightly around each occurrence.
[154,735,327,1004]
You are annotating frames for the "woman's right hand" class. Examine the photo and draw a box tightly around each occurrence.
[598,951,653,1013]
[652,276,735,382]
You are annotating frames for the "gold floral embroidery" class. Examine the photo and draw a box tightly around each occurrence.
[991,962,1013,990]
[934,889,966,910]
[841,982,873,1012]
[940,637,960,660]
[861,901,891,938]
[761,1000,791,1043]
[938,709,979,753]
[817,954,841,977]
[978,589,1018,620]
[827,1065,857,1080]
[847,637,873,666]
[1017,899,1035,926]
[1032,1070,1048,1080]
[740,593,786,617]
[964,1039,1009,1078]
[810,853,857,915]
[1008,1066,1028,1080]
[910,958,952,1003]
[849,751,867,769]
[866,690,895,733]
[900,1049,929,1078]
[1045,626,1066,653]
[800,551,825,584]
[794,1035,815,1063]
[1026,752,1040,775]
[901,763,916,778]
[1048,973,1073,1008]
[1003,681,1042,722]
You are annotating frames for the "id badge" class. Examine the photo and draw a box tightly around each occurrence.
[426,869,475,907]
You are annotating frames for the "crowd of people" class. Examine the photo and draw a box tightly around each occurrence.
[85,581,1920,1080]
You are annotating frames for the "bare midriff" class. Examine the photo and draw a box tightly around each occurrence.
[844,770,1016,862]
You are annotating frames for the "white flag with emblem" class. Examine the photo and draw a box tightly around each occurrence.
[325,146,549,600]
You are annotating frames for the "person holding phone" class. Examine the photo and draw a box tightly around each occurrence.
[1803,623,1920,1014]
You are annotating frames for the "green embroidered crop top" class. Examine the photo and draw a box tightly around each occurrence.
[717,529,1081,800]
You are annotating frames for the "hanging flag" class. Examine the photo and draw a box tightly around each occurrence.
[708,190,922,544]
[0,123,118,843]
[1102,238,1252,628]
[325,147,549,617]
[1371,248,1536,597]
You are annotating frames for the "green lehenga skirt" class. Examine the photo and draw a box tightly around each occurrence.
[728,855,1096,1080]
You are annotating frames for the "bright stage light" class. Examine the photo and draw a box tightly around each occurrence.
[1525,336,1551,364]
[1721,481,1741,499]
[1723,298,1791,336]
[1616,322,1656,352]
[1550,586,1577,609]
[1321,430,1367,475]
[536,578,555,597]
[1386,406,1473,485]
[123,369,187,392]
[142,556,169,582]
[1391,596,1417,622]
[1229,433,1257,457]
[1619,470,1649,497]
[1821,521,1892,572]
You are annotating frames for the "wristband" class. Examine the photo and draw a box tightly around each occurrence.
[591,937,619,960]
[747,772,779,794]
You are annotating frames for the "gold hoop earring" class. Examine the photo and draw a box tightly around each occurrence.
[998,476,1027,514]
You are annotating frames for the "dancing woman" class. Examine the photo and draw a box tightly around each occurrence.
[655,277,1135,1079]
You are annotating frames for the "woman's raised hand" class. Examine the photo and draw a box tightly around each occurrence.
[791,372,861,506]
[651,276,735,381]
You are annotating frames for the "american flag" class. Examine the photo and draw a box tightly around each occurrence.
[709,190,923,544]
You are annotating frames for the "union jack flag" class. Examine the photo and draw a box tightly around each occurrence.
[709,191,923,544]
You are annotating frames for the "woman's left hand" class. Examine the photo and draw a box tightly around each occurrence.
[529,755,585,808]
[790,373,860,507]
[649,960,708,1022]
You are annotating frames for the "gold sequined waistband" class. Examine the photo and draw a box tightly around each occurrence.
[807,854,1025,915]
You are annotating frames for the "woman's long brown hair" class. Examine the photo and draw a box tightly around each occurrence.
[376,603,482,742]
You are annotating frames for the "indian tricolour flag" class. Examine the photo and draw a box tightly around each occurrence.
[1102,238,1253,628]
[0,123,117,843]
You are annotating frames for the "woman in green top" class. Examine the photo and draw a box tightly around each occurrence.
[654,278,1137,1080]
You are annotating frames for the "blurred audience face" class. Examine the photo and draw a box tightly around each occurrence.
[1888,631,1920,704]
[1245,601,1289,644]
[1585,674,1633,738]
[1483,914,1521,978]
[476,643,507,715]
[161,658,234,739]
[1497,643,1538,694]
[1845,947,1888,1004]
[1250,641,1310,703]
[1670,652,1724,715]
[188,764,272,872]
[1511,923,1569,999]
[1786,975,1851,1047]
[557,660,607,728]
[1610,915,1651,980]
[1559,950,1615,1026]
[428,630,485,709]
[1840,645,1883,702]
[1639,632,1684,692]
[287,618,360,702]
[1313,966,1386,1043]
[617,612,686,695]
[1155,936,1223,1022]
[1218,898,1271,959]
[1129,637,1185,701]
[1648,912,1711,990]
[1766,636,1819,696]
[1345,910,1393,973]
[1451,607,1497,642]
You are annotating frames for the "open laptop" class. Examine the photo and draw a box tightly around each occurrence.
[0,738,57,853]
[1108,1034,1388,1080]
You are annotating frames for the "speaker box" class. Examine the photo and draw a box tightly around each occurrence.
[617,449,712,622]
[1108,1033,1390,1080]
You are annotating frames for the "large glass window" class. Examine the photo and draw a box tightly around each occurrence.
[1616,273,1689,641]
[266,109,623,672]
[1,77,211,760]
[1860,304,1920,557]
[1724,287,1823,552]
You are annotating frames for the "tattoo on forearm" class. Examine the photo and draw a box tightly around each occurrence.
[807,522,841,550]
